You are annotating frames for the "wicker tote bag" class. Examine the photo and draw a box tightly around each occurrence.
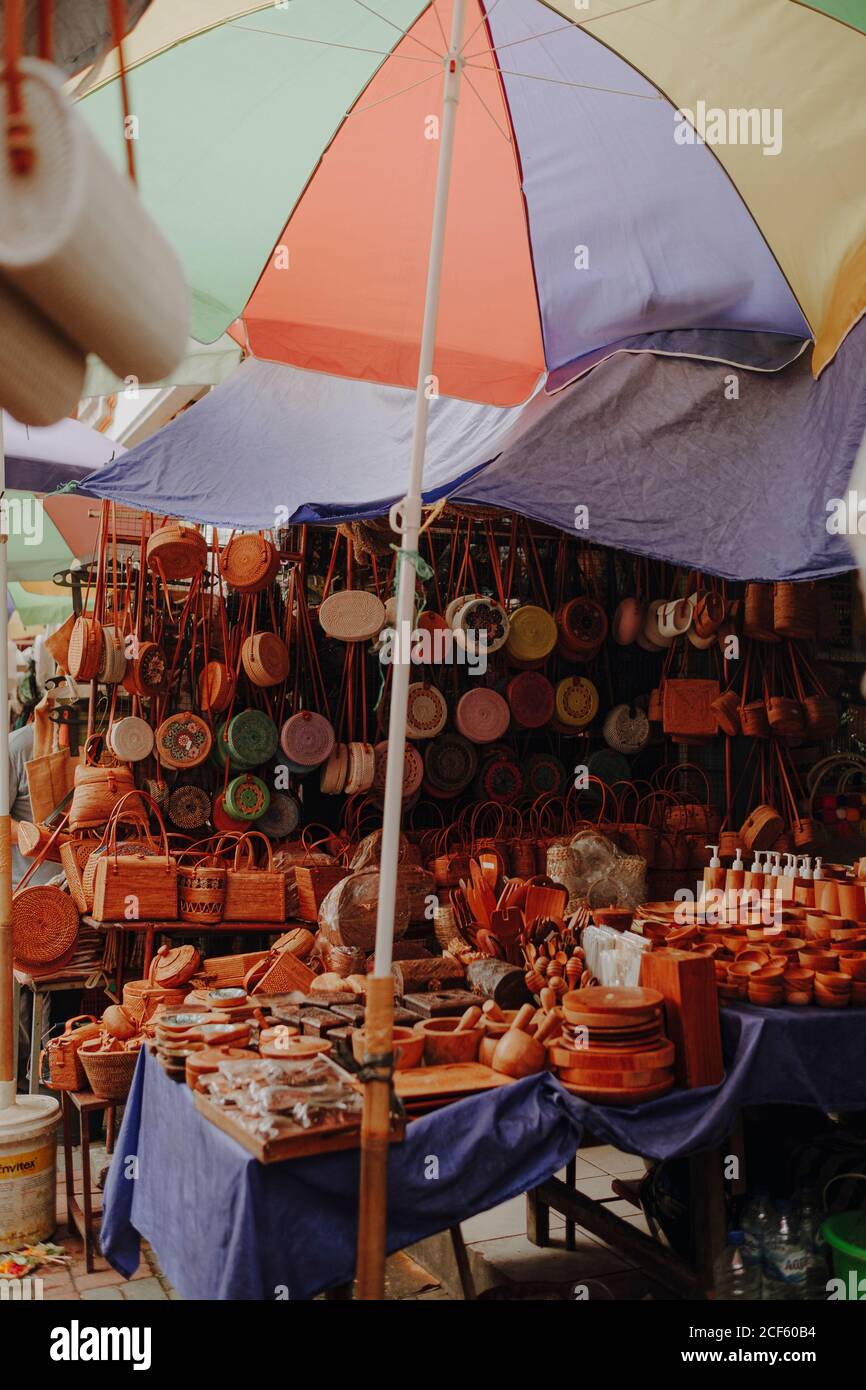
[69,761,139,831]
[40,1015,101,1092]
[223,831,286,923]
[91,795,178,923]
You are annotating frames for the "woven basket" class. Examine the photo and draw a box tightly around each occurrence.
[219,532,279,593]
[766,696,805,739]
[167,784,212,830]
[319,589,386,641]
[0,270,84,424]
[178,860,226,925]
[123,641,167,697]
[155,713,212,770]
[241,632,290,687]
[78,1042,140,1102]
[121,981,186,1028]
[67,615,103,681]
[198,659,235,713]
[12,886,79,969]
[740,700,771,739]
[60,838,99,913]
[70,764,139,832]
[711,689,742,737]
[741,804,784,851]
[774,582,817,640]
[803,695,838,738]
[744,583,779,643]
[223,831,286,922]
[295,864,350,921]
[41,1015,101,1091]
[146,524,207,580]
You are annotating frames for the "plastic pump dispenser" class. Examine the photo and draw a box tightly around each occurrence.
[750,849,762,874]
[707,845,720,868]
[799,856,813,881]
[813,857,824,881]
[732,848,744,872]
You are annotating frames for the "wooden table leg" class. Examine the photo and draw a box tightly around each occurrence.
[526,1187,550,1248]
[28,988,43,1096]
[62,1094,75,1230]
[450,1225,476,1301]
[80,1104,95,1274]
[106,1104,116,1155]
[142,926,155,979]
[564,1156,577,1251]
[690,1148,727,1294]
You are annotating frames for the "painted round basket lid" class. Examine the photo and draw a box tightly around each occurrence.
[506,672,555,728]
[225,773,271,820]
[227,709,279,766]
[256,791,301,838]
[524,752,566,797]
[373,740,424,798]
[319,589,386,641]
[453,597,509,653]
[136,642,167,693]
[559,597,608,651]
[155,713,212,768]
[110,715,154,762]
[406,683,448,740]
[477,755,523,804]
[424,733,478,792]
[505,605,557,663]
[555,677,599,728]
[445,592,481,628]
[455,688,510,743]
[280,711,336,767]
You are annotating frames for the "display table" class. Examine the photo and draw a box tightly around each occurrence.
[83,916,290,991]
[101,1004,866,1301]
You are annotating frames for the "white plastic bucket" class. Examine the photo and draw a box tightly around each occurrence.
[0,58,189,383]
[0,1096,60,1251]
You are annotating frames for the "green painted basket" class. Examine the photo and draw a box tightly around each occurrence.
[226,710,279,767]
[225,773,271,821]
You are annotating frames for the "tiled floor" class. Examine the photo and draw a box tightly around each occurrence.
[46,1139,662,1301]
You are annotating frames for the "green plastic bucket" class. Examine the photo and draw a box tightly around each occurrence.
[821,1211,866,1300]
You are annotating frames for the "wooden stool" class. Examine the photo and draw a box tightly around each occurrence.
[61,1091,118,1273]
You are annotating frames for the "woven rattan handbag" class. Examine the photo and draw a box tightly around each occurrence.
[241,631,290,687]
[219,531,280,593]
[12,885,79,971]
[69,762,139,832]
[177,855,226,925]
[91,796,178,923]
[40,1016,101,1091]
[67,615,103,681]
[146,523,207,580]
[223,831,286,923]
[243,948,315,995]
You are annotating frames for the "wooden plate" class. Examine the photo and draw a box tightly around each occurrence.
[391,1063,514,1099]
[563,986,664,1019]
[563,1007,662,1031]
[547,1039,675,1072]
[558,1075,675,1105]
[557,1066,672,1088]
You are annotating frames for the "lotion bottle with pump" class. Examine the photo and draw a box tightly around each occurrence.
[703,844,726,897]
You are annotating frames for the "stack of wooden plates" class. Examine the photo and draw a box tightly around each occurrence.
[551,987,675,1105]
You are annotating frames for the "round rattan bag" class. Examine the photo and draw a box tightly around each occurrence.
[555,676,599,730]
[13,886,79,969]
[319,590,386,642]
[241,632,290,687]
[225,773,271,821]
[280,712,335,769]
[219,532,279,593]
[406,683,448,740]
[227,709,279,766]
[602,703,650,755]
[146,524,207,580]
[167,784,212,831]
[155,713,212,770]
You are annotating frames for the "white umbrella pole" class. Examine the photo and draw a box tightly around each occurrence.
[356,0,467,1300]
[0,413,14,1109]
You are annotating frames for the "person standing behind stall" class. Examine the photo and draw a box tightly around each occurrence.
[9,720,57,887]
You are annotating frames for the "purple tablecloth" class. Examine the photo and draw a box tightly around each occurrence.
[101,1003,866,1299]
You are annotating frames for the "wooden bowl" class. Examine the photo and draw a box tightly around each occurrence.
[836,882,865,919]
[751,963,786,982]
[748,983,783,1007]
[592,907,634,932]
[784,987,813,1007]
[717,982,740,1003]
[815,970,850,993]
[783,967,815,987]
[414,1017,481,1065]
[838,952,866,981]
[729,959,764,979]
[352,1025,423,1070]
[767,936,806,956]
[734,946,770,965]
[814,982,850,1010]
[798,947,839,971]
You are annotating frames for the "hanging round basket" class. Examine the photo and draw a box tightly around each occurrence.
[227,709,279,767]
[506,671,555,728]
[155,713,212,769]
[505,605,557,664]
[555,676,599,729]
[225,773,271,821]
[319,589,386,641]
[279,712,336,768]
[406,683,448,740]
[455,688,510,743]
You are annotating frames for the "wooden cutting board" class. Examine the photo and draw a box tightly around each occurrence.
[391,1063,514,1099]
[563,986,664,1018]
[640,948,724,1088]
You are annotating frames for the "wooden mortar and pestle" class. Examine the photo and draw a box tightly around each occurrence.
[415,1006,483,1065]
[491,1004,555,1079]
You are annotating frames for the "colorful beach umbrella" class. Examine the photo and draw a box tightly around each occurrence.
[76,1,866,403]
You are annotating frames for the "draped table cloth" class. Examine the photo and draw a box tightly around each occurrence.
[101,1004,866,1300]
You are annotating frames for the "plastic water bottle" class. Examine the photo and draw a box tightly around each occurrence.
[741,1189,774,1295]
[763,1201,808,1300]
[714,1231,762,1300]
[794,1189,829,1300]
